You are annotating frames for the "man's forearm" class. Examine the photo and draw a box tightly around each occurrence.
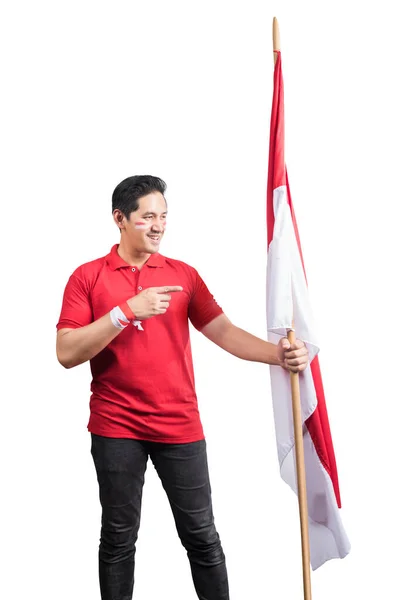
[210,323,281,366]
[57,312,122,369]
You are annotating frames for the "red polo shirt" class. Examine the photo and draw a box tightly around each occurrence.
[57,244,223,442]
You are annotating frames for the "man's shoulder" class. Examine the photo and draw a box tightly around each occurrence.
[70,252,109,282]
[162,254,195,269]
[162,255,199,277]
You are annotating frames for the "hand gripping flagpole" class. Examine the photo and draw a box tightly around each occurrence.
[273,17,312,600]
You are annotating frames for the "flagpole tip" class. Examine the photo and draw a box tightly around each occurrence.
[273,17,281,62]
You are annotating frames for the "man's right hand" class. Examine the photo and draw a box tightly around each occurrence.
[127,286,183,320]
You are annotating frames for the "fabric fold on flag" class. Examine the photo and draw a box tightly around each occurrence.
[266,51,351,570]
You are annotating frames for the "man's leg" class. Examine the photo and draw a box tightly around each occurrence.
[150,439,229,600]
[91,434,149,600]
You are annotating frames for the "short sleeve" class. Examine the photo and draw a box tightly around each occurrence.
[56,274,93,330]
[188,270,223,331]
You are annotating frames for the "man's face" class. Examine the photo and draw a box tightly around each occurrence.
[119,191,168,254]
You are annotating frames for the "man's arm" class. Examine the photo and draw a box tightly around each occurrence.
[57,314,123,369]
[201,314,309,373]
[56,285,183,369]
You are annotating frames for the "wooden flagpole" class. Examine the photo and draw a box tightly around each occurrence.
[272,17,312,600]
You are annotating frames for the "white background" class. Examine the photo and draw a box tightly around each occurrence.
[1,1,399,598]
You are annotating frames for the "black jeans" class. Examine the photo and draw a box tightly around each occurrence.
[91,434,230,600]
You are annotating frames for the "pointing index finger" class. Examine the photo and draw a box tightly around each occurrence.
[155,286,183,293]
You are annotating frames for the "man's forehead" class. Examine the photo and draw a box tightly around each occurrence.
[138,192,167,212]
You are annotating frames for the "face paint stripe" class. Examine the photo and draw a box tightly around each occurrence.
[134,221,149,230]
[133,219,167,233]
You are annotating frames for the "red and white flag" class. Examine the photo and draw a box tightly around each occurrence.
[266,51,351,570]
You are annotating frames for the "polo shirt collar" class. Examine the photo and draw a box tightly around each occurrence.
[106,244,165,270]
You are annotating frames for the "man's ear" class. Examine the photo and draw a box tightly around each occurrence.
[113,209,126,230]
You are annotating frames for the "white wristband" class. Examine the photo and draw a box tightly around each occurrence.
[110,306,130,330]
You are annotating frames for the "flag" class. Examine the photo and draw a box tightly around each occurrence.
[266,50,351,570]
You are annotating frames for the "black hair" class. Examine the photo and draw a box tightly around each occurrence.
[112,175,167,217]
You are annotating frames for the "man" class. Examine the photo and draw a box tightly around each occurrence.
[56,175,309,600]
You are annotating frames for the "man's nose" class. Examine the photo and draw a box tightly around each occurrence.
[151,219,164,231]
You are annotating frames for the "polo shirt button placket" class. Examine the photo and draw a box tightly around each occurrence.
[130,266,139,289]
[134,277,144,330]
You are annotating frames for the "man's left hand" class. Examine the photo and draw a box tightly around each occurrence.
[277,337,309,373]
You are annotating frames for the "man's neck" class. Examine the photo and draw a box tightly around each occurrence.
[117,240,152,270]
